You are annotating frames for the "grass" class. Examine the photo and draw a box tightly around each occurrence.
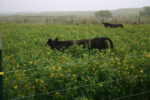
[0,23,150,100]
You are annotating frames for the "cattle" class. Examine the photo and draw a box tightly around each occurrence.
[46,37,114,52]
[45,38,74,51]
[102,22,110,28]
[103,22,123,28]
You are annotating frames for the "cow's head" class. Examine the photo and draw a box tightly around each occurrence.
[45,38,59,50]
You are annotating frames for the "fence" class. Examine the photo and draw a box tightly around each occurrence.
[3,53,150,100]
[11,73,150,100]
[0,32,3,100]
[0,16,150,24]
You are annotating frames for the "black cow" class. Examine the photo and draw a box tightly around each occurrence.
[103,22,123,28]
[45,38,74,51]
[102,22,110,28]
[46,37,114,51]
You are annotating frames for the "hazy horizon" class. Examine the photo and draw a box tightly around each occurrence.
[0,0,150,14]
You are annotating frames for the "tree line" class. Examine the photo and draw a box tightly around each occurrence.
[95,6,150,18]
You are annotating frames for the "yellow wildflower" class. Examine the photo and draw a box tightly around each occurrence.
[146,53,150,59]
[55,92,61,96]
[52,67,56,70]
[118,62,120,65]
[144,51,147,54]
[35,79,39,83]
[58,80,62,82]
[40,80,44,83]
[82,72,85,75]
[47,52,51,55]
[29,61,33,64]
[24,84,28,88]
[140,69,144,73]
[0,72,4,76]
[32,86,35,90]
[14,85,18,89]
[135,75,138,78]
[84,79,88,82]
[50,73,55,78]
[107,49,111,53]
[60,73,64,77]
[68,69,71,73]
[92,67,95,71]
[16,64,19,68]
[100,52,103,55]
[57,67,62,71]
[98,83,103,87]
[72,74,77,78]
[99,65,102,69]
[131,66,135,69]
[42,53,44,56]
[83,98,88,100]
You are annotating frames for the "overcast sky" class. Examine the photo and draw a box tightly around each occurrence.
[0,0,150,13]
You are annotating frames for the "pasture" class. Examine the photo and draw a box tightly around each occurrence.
[0,23,150,100]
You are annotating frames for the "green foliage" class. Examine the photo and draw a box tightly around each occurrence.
[0,23,150,100]
[95,10,112,18]
[139,7,150,16]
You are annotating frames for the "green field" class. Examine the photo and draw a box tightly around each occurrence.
[0,23,150,100]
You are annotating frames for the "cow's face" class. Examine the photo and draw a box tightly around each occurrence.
[46,38,59,50]
[45,39,53,48]
[46,39,52,45]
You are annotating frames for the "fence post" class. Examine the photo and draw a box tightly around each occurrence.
[138,18,141,24]
[24,18,27,24]
[46,17,49,25]
[0,32,3,100]
[5,18,7,23]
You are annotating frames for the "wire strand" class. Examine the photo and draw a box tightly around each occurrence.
[112,90,150,100]
[4,54,146,74]
[11,73,150,100]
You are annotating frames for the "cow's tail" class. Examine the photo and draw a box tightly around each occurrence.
[104,37,114,49]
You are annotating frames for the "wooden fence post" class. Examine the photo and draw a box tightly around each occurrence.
[46,17,49,25]
[0,32,3,100]
[138,18,141,24]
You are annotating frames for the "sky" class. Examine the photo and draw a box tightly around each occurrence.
[0,0,150,13]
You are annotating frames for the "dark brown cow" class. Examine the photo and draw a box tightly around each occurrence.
[103,22,123,28]
[46,37,114,52]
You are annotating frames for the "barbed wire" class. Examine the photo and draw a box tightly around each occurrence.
[4,59,95,74]
[11,73,150,100]
[3,54,148,85]
[4,73,96,88]
[4,60,148,87]
[4,54,147,75]
[112,90,150,100]
[3,53,149,99]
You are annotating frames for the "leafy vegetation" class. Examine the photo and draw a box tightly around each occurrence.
[139,7,150,17]
[0,23,150,100]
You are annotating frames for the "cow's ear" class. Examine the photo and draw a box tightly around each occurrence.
[55,37,58,41]
[48,39,52,43]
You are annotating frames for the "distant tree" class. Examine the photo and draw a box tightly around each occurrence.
[139,7,150,16]
[95,10,112,18]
